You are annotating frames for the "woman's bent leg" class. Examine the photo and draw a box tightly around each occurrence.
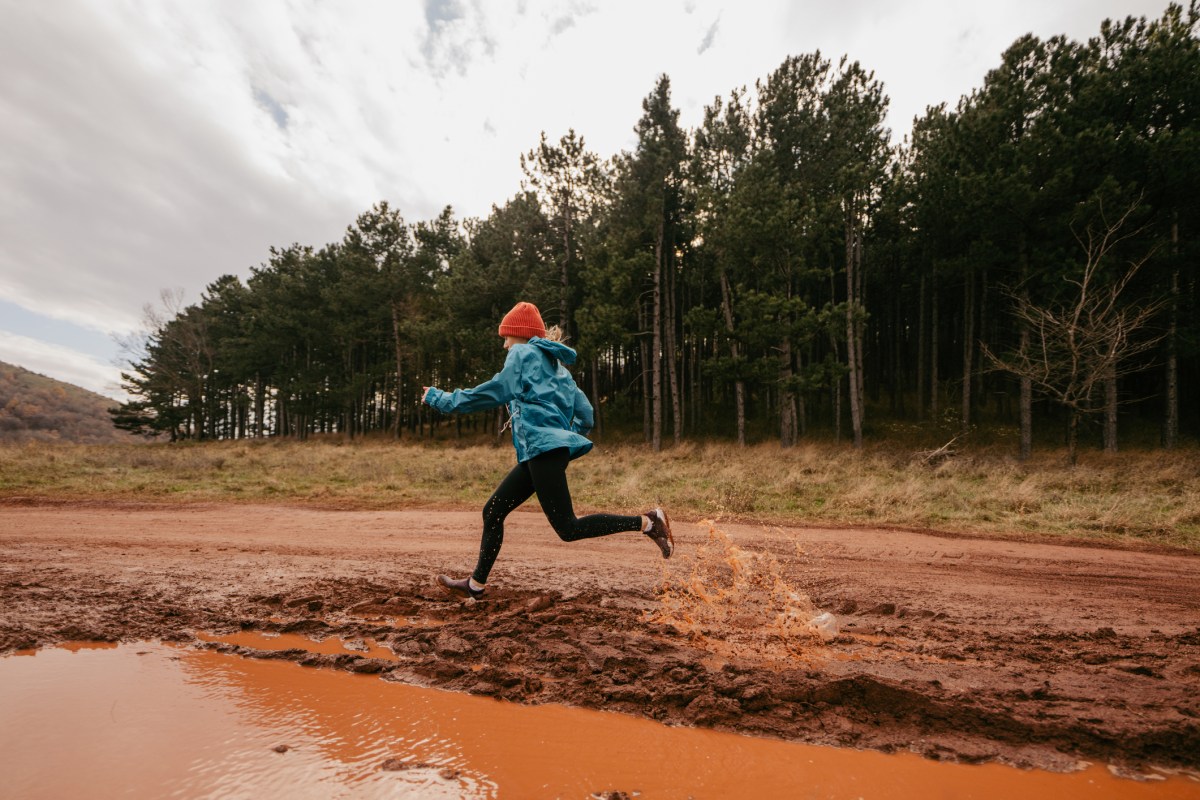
[527,448,642,541]
[473,461,534,584]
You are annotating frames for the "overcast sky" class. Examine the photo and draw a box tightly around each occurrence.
[0,0,1172,399]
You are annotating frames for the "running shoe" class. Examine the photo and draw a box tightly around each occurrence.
[644,508,674,559]
[437,574,484,600]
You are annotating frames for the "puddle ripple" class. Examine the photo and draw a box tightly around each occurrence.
[1,643,1196,799]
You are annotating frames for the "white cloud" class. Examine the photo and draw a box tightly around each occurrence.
[0,0,1174,391]
[0,330,125,400]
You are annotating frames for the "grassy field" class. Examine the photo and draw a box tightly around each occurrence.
[2,436,1198,551]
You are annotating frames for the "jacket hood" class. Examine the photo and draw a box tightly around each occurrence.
[528,336,577,366]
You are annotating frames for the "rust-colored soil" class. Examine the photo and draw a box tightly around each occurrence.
[2,504,1198,773]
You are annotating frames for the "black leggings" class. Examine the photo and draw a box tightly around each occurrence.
[472,447,642,583]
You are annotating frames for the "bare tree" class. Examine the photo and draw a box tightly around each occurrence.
[984,204,1165,465]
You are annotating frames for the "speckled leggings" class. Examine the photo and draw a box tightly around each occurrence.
[472,447,642,584]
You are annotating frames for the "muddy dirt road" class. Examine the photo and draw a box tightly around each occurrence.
[2,503,1198,775]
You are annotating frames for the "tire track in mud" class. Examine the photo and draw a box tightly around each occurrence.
[2,505,1199,774]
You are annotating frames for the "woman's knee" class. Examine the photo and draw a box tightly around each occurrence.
[482,497,510,528]
[543,506,579,541]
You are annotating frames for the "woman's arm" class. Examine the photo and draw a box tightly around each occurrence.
[570,384,594,435]
[424,348,524,415]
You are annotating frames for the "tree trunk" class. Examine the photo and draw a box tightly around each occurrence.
[344,346,355,440]
[691,338,701,435]
[254,374,265,438]
[1067,408,1079,467]
[1020,369,1033,461]
[962,266,975,436]
[779,337,797,447]
[390,300,404,439]
[561,198,573,339]
[834,377,842,442]
[719,269,746,446]
[1019,241,1033,461]
[591,355,603,437]
[665,236,682,446]
[845,202,864,449]
[891,280,903,415]
[855,242,866,435]
[1017,319,1036,460]
[772,331,792,448]
[1165,220,1179,449]
[190,389,202,440]
[1104,372,1118,454]
[829,319,842,442]
[930,281,939,421]
[639,305,651,444]
[977,267,988,409]
[651,216,664,452]
[917,273,926,418]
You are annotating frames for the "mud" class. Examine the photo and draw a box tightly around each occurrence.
[5,643,1193,799]
[2,503,1199,775]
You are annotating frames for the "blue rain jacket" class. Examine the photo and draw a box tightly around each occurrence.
[423,338,594,463]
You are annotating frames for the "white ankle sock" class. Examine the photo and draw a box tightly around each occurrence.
[642,514,653,532]
[468,577,485,592]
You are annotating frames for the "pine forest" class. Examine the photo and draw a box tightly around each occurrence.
[112,5,1200,463]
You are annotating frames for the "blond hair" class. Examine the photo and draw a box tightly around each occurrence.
[542,324,566,343]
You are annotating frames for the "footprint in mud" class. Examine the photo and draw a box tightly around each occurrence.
[346,598,423,618]
[524,595,554,614]
[285,595,324,612]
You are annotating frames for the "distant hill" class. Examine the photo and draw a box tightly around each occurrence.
[0,360,141,444]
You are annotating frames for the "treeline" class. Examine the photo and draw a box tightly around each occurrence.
[114,4,1200,460]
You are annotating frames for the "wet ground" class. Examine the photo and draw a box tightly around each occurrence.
[4,641,1195,799]
[2,503,1199,780]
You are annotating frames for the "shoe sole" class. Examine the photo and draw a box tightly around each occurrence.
[437,576,482,601]
[653,508,673,559]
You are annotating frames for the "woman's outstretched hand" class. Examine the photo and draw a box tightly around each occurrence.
[420,386,432,404]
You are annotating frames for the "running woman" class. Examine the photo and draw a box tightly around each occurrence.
[422,301,673,600]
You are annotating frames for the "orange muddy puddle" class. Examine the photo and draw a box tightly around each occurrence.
[1,643,1196,800]
[197,630,399,660]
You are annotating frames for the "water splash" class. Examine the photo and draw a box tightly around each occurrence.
[649,521,827,662]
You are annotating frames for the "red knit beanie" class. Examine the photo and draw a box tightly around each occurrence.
[498,301,546,339]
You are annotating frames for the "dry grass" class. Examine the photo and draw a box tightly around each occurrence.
[2,436,1198,551]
